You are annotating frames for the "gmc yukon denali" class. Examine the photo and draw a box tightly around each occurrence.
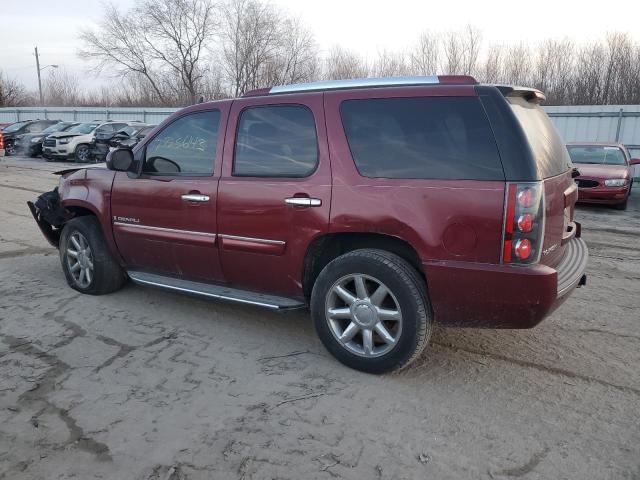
[28,76,588,373]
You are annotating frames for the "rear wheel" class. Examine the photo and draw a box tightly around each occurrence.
[59,216,126,295]
[311,249,432,374]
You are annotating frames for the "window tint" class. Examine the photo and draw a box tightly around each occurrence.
[508,97,572,177]
[96,124,114,134]
[27,122,48,133]
[234,105,318,177]
[340,97,503,180]
[144,110,220,175]
[341,97,504,180]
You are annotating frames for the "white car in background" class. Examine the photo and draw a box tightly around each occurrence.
[43,121,129,163]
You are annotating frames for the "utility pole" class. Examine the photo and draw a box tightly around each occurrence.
[35,46,43,105]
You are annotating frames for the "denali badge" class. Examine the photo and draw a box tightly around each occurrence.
[542,243,559,256]
[113,216,140,224]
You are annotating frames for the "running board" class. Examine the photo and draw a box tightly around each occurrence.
[127,271,306,310]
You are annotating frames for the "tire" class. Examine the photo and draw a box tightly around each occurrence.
[615,197,628,210]
[74,144,91,163]
[311,249,432,374]
[59,216,127,295]
[5,143,15,156]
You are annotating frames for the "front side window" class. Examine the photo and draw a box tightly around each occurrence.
[143,110,220,175]
[234,105,318,177]
[567,145,627,166]
[340,97,503,180]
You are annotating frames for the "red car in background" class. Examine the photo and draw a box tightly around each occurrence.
[567,142,640,210]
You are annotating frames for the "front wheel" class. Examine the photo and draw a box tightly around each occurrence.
[74,144,91,163]
[311,249,432,374]
[59,216,127,295]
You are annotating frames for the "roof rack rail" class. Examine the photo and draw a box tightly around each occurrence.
[243,75,477,97]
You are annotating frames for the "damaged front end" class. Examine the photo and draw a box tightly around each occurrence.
[27,187,73,248]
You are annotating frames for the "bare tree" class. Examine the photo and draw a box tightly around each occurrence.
[410,32,439,75]
[372,50,409,77]
[137,0,219,104]
[221,0,281,96]
[0,71,30,107]
[43,68,82,106]
[79,2,168,103]
[441,30,464,74]
[481,45,504,83]
[323,46,369,80]
[260,16,319,87]
[461,25,482,75]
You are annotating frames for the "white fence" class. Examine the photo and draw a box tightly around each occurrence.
[0,106,179,125]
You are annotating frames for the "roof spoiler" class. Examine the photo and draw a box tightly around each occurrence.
[495,85,546,103]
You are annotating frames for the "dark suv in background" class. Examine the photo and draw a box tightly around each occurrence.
[0,119,59,155]
[29,75,588,373]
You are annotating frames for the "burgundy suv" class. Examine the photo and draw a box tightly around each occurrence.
[28,76,588,373]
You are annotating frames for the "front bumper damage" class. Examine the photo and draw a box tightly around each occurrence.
[27,188,71,247]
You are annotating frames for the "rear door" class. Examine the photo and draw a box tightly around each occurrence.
[507,96,575,267]
[111,107,228,282]
[217,93,331,297]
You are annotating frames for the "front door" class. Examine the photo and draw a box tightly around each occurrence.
[217,93,332,297]
[111,107,228,282]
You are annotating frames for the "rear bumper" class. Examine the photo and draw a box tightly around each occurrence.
[424,236,588,328]
[578,185,629,204]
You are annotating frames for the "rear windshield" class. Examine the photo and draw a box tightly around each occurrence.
[508,97,572,178]
[340,97,503,180]
[567,145,627,165]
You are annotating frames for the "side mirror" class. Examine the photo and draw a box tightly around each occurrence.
[106,148,134,172]
[571,167,581,178]
[629,158,640,166]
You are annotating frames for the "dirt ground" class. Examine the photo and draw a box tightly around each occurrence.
[0,156,638,480]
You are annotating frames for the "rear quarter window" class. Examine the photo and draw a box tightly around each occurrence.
[508,97,572,178]
[340,97,503,180]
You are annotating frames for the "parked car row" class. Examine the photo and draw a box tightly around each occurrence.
[0,119,155,162]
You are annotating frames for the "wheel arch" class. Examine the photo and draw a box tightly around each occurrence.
[302,232,424,299]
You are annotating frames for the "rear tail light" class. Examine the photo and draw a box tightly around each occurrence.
[502,182,544,264]
[0,133,4,150]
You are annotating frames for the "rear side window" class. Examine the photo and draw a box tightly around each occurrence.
[508,97,572,177]
[340,97,503,180]
[234,105,318,177]
[144,110,220,175]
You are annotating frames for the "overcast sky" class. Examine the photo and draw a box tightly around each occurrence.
[1,0,639,91]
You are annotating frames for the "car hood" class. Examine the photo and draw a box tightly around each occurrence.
[48,132,83,139]
[54,165,107,176]
[573,163,630,179]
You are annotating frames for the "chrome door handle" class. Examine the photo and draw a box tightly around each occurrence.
[181,194,210,202]
[285,197,322,207]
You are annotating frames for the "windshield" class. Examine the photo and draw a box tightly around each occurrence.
[42,122,72,134]
[3,121,29,133]
[567,146,627,166]
[68,123,99,134]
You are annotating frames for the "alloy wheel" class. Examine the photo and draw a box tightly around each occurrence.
[66,232,94,289]
[76,146,90,163]
[325,274,402,357]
